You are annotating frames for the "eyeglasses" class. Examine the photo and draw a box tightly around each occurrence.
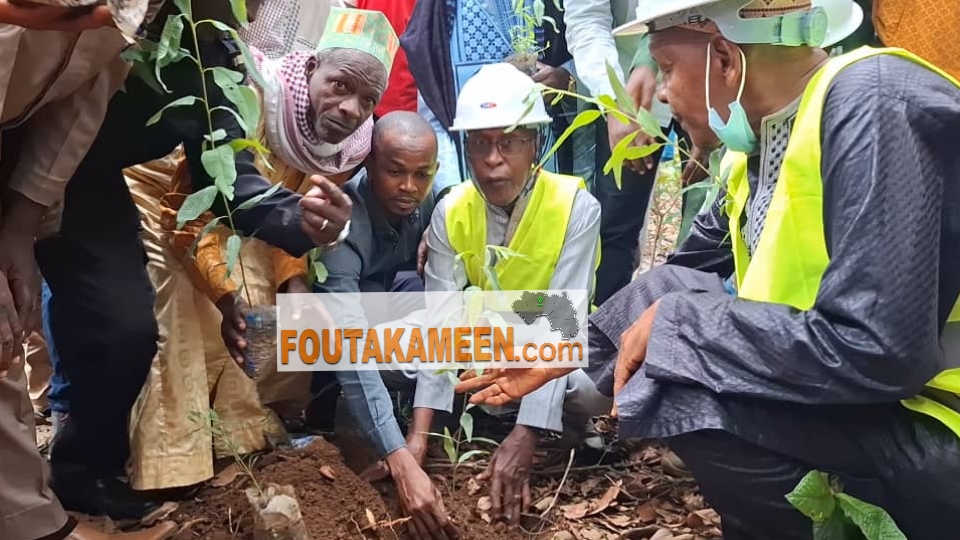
[464,136,535,157]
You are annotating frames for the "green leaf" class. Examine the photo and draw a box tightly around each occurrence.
[709,147,722,181]
[813,509,860,540]
[187,216,223,253]
[606,61,638,117]
[836,494,907,540]
[482,267,502,291]
[442,427,457,464]
[130,59,166,96]
[224,234,242,279]
[210,106,248,135]
[229,137,271,157]
[229,0,248,28]
[204,129,228,143]
[211,65,244,84]
[235,182,283,212]
[212,67,260,138]
[636,107,665,140]
[205,20,267,88]
[155,14,186,91]
[201,145,238,200]
[459,412,474,442]
[457,449,489,464]
[311,260,328,284]
[173,0,190,16]
[532,0,544,24]
[148,95,198,125]
[603,130,639,189]
[469,436,500,448]
[538,109,601,170]
[176,185,218,228]
[147,95,197,126]
[622,142,664,161]
[786,471,837,524]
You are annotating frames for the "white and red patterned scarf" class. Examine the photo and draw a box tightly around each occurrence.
[253,48,372,176]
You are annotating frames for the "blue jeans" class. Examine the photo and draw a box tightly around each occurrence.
[41,281,70,413]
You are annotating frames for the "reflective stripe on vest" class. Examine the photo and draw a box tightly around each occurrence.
[445,170,598,294]
[722,46,960,437]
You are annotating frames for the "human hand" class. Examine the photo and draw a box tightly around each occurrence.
[477,425,538,527]
[388,449,458,540]
[417,226,430,277]
[299,175,353,247]
[0,272,24,377]
[532,62,571,91]
[455,367,575,406]
[611,300,659,417]
[359,432,429,483]
[215,291,248,367]
[0,229,40,335]
[0,229,40,373]
[0,1,114,31]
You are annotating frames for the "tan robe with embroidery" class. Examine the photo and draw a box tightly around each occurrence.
[125,150,283,491]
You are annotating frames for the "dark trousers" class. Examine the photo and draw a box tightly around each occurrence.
[668,402,960,540]
[38,39,239,478]
[592,117,664,305]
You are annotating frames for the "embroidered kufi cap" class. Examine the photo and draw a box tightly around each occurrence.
[316,7,399,75]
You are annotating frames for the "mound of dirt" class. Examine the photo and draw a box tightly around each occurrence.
[170,437,395,540]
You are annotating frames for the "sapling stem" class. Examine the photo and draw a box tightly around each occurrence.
[185,6,253,306]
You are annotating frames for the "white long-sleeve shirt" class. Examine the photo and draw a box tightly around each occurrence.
[564,0,673,127]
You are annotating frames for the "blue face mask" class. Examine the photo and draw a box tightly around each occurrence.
[705,43,758,154]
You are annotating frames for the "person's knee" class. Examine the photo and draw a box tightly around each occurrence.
[562,370,612,421]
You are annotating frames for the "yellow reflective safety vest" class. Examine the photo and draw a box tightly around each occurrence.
[445,170,600,295]
[722,46,960,437]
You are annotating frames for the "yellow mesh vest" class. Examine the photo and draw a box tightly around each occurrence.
[723,46,960,437]
[444,170,597,293]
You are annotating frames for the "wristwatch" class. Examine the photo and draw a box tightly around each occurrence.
[320,219,350,251]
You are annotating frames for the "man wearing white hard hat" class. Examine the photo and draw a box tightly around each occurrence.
[417,62,611,527]
[456,0,960,537]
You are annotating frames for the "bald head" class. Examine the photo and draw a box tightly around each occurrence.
[372,111,438,157]
[368,111,439,223]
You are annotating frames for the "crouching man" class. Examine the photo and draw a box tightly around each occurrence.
[415,63,611,527]
[456,1,960,539]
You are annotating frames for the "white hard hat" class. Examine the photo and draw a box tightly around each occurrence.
[450,63,553,132]
[613,0,862,49]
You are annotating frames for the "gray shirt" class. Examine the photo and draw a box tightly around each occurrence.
[314,170,433,457]
[419,174,602,432]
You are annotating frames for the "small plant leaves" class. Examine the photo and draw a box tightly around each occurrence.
[636,107,665,140]
[173,0,190,16]
[311,260,329,284]
[187,216,223,253]
[204,20,267,88]
[205,129,227,143]
[606,61,638,117]
[235,179,284,212]
[836,494,907,540]
[224,234,242,279]
[212,67,260,138]
[460,411,474,442]
[786,471,836,523]
[442,427,457,464]
[622,142,664,162]
[176,185,218,227]
[201,145,238,200]
[146,96,197,126]
[211,105,248,136]
[539,109,601,170]
[228,0,248,28]
[813,508,858,540]
[457,449,488,464]
[155,14,185,91]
